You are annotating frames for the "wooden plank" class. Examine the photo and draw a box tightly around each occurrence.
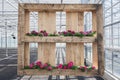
[78,12,84,66]
[66,12,84,66]
[23,36,96,43]
[92,11,98,69]
[17,4,25,75]
[96,5,104,75]
[23,4,97,12]
[38,12,56,66]
[24,10,30,66]
[22,69,98,76]
[66,12,78,65]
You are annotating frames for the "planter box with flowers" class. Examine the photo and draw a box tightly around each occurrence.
[23,30,97,43]
[23,61,97,76]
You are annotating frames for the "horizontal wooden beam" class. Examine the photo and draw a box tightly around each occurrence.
[22,36,97,43]
[21,4,98,12]
[22,69,98,76]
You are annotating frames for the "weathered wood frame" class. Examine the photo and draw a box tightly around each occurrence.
[18,4,104,76]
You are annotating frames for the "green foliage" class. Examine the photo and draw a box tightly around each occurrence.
[24,66,30,69]
[74,32,84,38]
[71,66,78,70]
[49,34,58,36]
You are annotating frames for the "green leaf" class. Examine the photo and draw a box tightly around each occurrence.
[71,66,78,70]
[24,66,30,69]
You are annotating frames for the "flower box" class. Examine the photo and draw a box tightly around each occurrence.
[22,69,98,76]
[22,36,96,43]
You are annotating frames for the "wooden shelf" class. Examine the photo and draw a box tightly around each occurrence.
[22,36,97,43]
[22,69,98,76]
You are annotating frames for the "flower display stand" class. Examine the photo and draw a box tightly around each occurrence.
[18,4,104,76]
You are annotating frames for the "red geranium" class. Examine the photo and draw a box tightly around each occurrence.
[29,63,34,69]
[57,64,63,69]
[43,63,48,68]
[48,66,52,71]
[67,61,73,69]
[36,61,42,66]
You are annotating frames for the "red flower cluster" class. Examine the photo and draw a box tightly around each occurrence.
[79,66,96,72]
[58,30,75,36]
[58,30,96,37]
[29,61,52,71]
[26,30,48,36]
[40,30,48,36]
[26,61,96,71]
[57,61,74,69]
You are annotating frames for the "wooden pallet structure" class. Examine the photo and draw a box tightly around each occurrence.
[18,4,104,76]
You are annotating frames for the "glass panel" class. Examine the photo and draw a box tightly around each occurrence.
[113,24,119,47]
[105,50,112,73]
[113,52,120,78]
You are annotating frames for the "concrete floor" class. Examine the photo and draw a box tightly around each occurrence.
[0,48,104,80]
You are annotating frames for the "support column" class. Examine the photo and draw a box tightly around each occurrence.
[92,11,98,69]
[96,5,104,75]
[24,10,30,66]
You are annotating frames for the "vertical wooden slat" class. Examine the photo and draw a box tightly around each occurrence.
[17,4,25,75]
[66,12,84,66]
[96,5,104,75]
[24,10,30,66]
[66,12,78,65]
[38,12,56,66]
[78,12,84,66]
[92,11,98,69]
